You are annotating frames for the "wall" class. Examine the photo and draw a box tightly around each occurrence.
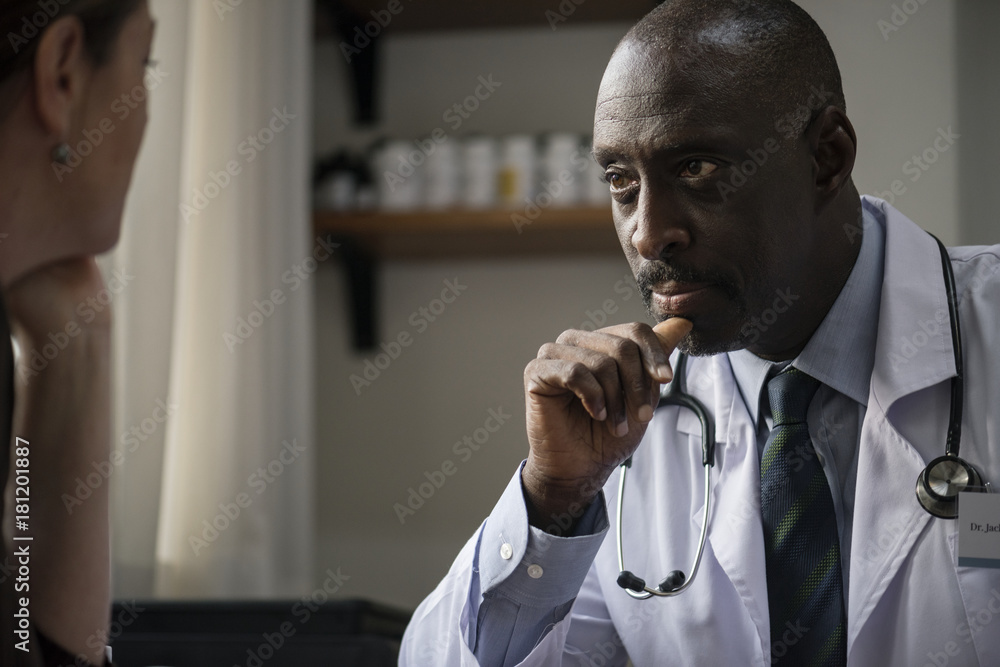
[311,1,967,611]
[957,0,1000,246]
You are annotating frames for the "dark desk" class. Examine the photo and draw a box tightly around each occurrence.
[108,599,410,666]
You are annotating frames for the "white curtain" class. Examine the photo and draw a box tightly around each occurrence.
[109,0,315,598]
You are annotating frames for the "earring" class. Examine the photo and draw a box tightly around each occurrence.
[51,142,70,165]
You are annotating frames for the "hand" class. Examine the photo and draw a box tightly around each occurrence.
[4,256,111,343]
[521,318,692,528]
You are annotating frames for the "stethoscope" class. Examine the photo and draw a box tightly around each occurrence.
[615,233,988,600]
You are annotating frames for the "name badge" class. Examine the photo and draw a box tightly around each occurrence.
[959,492,1000,568]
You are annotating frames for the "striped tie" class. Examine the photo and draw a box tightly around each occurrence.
[760,367,846,666]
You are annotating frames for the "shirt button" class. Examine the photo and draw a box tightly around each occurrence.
[527,564,543,579]
[500,543,513,560]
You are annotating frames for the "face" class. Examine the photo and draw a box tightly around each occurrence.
[66,1,154,251]
[593,39,822,356]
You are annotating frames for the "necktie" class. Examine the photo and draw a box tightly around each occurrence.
[759,367,846,666]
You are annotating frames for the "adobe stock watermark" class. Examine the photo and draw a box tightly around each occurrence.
[213,0,244,21]
[885,252,998,370]
[852,126,959,217]
[236,566,351,667]
[188,438,307,556]
[858,517,909,565]
[382,76,502,193]
[61,398,178,514]
[924,588,1000,666]
[51,65,169,182]
[771,619,811,663]
[17,268,133,385]
[6,0,70,56]
[393,407,512,524]
[75,601,145,666]
[785,416,844,473]
[418,627,463,665]
[223,235,340,352]
[739,288,799,344]
[573,274,640,331]
[545,0,587,30]
[339,0,412,63]
[180,106,298,223]
[878,0,935,42]
[716,85,833,202]
[511,146,591,234]
[350,278,468,395]
[584,596,657,666]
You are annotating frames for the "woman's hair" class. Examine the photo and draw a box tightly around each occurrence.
[0,0,144,83]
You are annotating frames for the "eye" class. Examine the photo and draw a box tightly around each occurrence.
[604,171,636,191]
[679,159,719,178]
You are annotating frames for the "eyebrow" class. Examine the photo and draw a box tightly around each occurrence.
[592,134,745,168]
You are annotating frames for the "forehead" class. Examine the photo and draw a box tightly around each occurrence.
[593,40,766,159]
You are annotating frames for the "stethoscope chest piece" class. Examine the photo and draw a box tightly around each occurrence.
[915,455,985,519]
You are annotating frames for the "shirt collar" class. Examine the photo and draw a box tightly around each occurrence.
[728,203,886,425]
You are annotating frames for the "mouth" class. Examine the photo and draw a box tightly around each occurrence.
[651,282,714,315]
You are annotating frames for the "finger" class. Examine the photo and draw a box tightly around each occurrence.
[525,357,608,423]
[573,322,674,385]
[652,318,694,380]
[549,332,651,432]
[537,342,639,435]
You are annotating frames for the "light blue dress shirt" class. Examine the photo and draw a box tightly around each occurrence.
[471,205,885,666]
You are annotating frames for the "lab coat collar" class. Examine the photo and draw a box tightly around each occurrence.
[845,196,953,655]
[866,195,956,409]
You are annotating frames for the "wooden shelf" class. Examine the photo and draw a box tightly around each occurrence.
[314,206,621,259]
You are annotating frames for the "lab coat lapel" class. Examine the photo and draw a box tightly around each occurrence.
[847,199,956,656]
[696,354,772,659]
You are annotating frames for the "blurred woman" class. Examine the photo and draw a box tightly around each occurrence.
[0,0,154,664]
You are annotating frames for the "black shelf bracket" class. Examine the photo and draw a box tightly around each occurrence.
[330,235,377,351]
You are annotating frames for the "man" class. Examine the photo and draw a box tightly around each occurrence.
[400,1,1000,664]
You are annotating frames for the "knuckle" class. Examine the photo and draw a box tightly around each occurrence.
[555,329,580,345]
[537,342,557,359]
[609,337,638,362]
[564,361,590,385]
[593,356,618,378]
[623,321,648,338]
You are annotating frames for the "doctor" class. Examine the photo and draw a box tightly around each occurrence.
[400,0,1000,665]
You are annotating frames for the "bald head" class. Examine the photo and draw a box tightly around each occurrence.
[607,0,845,139]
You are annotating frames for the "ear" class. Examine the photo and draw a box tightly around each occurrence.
[32,16,89,140]
[806,106,857,207]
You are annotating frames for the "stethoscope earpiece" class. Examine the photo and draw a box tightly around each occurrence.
[658,570,686,593]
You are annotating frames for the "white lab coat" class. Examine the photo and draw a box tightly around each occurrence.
[400,199,1000,666]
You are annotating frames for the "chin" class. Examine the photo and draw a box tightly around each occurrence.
[644,298,750,357]
[678,327,749,356]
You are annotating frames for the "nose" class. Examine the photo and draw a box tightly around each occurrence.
[629,189,691,261]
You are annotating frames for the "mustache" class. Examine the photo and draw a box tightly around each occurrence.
[635,261,737,299]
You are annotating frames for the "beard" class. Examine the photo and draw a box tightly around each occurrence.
[635,259,761,356]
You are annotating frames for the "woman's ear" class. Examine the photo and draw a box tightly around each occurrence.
[807,105,857,208]
[32,15,88,139]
